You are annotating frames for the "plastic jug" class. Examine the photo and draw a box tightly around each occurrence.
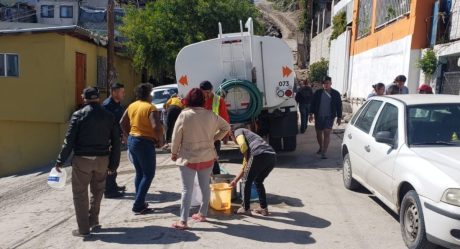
[191,175,202,207]
[47,167,67,189]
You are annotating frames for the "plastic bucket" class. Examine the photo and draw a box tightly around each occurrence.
[212,174,237,200]
[209,183,233,211]
[239,181,259,202]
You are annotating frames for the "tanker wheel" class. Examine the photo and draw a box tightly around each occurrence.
[283,136,296,151]
[269,136,282,152]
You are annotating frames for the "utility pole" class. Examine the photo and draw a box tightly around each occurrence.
[107,0,115,94]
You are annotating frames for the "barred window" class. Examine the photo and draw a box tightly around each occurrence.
[357,0,373,39]
[376,0,410,29]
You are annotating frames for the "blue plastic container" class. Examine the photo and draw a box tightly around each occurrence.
[239,182,259,201]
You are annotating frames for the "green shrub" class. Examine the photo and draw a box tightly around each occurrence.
[308,58,329,82]
[330,11,346,44]
[417,49,437,75]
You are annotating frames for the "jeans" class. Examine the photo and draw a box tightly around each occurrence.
[213,140,221,175]
[299,103,310,133]
[179,166,213,222]
[242,153,276,210]
[128,136,156,212]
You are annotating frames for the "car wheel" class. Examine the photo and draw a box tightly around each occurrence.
[399,190,436,249]
[342,154,360,190]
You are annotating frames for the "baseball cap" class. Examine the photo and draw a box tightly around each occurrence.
[82,87,100,100]
[417,84,433,93]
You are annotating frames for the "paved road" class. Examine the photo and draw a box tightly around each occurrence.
[0,124,407,249]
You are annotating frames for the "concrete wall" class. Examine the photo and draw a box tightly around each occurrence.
[348,35,421,98]
[0,32,139,176]
[310,27,332,65]
[329,29,351,95]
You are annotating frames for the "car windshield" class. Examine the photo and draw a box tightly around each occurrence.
[151,88,177,105]
[407,104,460,146]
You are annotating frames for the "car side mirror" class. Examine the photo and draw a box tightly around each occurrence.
[375,131,395,146]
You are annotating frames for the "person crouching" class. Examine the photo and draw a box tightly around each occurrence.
[230,128,276,216]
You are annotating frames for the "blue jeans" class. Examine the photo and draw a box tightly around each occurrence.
[128,136,156,212]
[299,103,310,133]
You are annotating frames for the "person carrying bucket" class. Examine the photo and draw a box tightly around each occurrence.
[230,128,276,216]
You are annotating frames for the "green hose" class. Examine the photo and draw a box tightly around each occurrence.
[215,79,263,123]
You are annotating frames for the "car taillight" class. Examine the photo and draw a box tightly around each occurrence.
[285,90,293,97]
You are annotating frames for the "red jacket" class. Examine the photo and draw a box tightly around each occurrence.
[204,95,230,123]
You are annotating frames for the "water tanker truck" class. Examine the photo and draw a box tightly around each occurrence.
[175,18,297,151]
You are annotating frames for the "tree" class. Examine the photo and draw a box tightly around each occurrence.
[308,58,329,83]
[119,0,262,82]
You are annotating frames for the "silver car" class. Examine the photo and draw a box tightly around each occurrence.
[342,95,460,249]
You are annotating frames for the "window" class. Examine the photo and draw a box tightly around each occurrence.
[60,6,73,18]
[376,0,410,29]
[354,100,383,133]
[41,5,54,18]
[408,104,460,146]
[373,103,398,140]
[357,0,373,39]
[350,101,369,125]
[0,54,19,77]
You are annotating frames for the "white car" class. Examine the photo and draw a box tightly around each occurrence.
[150,84,178,122]
[342,95,460,249]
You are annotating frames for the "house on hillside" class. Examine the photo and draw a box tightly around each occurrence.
[309,0,333,65]
[0,22,140,176]
[340,0,435,110]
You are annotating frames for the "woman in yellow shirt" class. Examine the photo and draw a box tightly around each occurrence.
[120,83,164,214]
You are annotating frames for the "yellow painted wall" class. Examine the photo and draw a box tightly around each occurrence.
[0,32,140,176]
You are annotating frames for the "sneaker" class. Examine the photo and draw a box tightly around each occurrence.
[72,229,90,237]
[90,224,102,232]
[316,149,322,155]
[234,207,252,216]
[104,191,124,199]
[321,154,327,159]
[252,207,269,216]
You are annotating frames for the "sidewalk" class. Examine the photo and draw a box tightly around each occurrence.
[0,123,405,249]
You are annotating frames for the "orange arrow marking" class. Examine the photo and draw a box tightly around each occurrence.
[282,66,292,77]
[179,75,188,86]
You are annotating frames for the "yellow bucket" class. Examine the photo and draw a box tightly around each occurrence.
[209,183,233,211]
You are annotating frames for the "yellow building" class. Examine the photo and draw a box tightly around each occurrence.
[0,22,141,176]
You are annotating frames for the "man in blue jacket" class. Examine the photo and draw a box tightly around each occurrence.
[102,83,126,198]
[309,76,342,159]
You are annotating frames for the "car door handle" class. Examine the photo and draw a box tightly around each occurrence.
[364,145,371,152]
[348,133,352,139]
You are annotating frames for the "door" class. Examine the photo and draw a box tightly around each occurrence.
[346,100,384,180]
[75,53,87,108]
[365,102,401,202]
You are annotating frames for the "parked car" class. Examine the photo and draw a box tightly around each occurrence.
[150,84,178,122]
[341,95,460,249]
